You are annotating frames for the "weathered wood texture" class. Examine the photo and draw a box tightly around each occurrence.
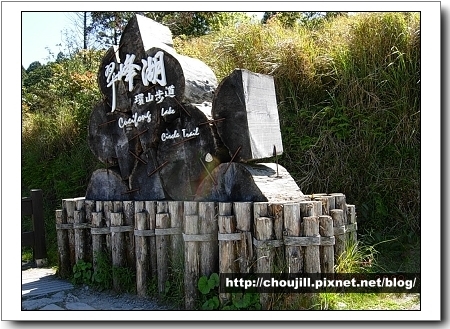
[85,169,130,201]
[331,209,345,260]
[111,212,125,291]
[255,214,274,310]
[319,215,334,273]
[57,196,356,309]
[212,68,283,161]
[284,203,303,274]
[195,162,305,203]
[183,202,199,310]
[303,216,321,273]
[135,211,149,297]
[55,209,70,277]
[156,208,170,295]
[87,101,140,176]
[157,103,223,200]
[119,14,176,67]
[218,203,236,306]
[199,202,218,276]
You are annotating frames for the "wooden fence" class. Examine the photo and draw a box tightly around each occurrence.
[55,193,357,310]
[22,189,47,265]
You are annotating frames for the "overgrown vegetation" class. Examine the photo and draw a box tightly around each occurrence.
[175,12,420,272]
[22,11,420,297]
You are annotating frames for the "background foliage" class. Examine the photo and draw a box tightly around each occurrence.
[22,12,420,271]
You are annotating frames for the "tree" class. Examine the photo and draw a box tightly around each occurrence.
[89,12,134,48]
[262,12,348,28]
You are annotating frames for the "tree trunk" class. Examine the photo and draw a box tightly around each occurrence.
[212,69,283,161]
[156,103,223,200]
[85,169,129,201]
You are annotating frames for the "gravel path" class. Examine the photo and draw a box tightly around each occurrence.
[21,267,175,311]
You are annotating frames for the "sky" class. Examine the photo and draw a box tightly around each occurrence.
[22,12,75,68]
[21,12,264,69]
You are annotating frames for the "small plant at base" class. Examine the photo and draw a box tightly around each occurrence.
[91,252,112,291]
[197,273,261,310]
[222,293,261,311]
[112,266,136,293]
[71,259,93,285]
[198,273,220,310]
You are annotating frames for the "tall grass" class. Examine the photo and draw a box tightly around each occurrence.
[22,51,103,264]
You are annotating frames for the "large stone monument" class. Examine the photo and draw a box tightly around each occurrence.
[85,14,305,203]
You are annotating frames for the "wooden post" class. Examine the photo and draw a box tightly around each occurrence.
[123,200,136,269]
[62,198,76,267]
[168,201,184,268]
[103,201,113,256]
[110,212,125,291]
[184,201,199,310]
[313,196,335,216]
[347,204,357,244]
[84,200,95,263]
[135,211,149,297]
[73,198,86,263]
[331,209,346,261]
[255,214,273,310]
[319,215,334,273]
[234,202,253,273]
[145,201,158,277]
[211,69,283,162]
[156,204,170,295]
[283,203,303,274]
[55,209,70,278]
[269,203,284,241]
[91,212,105,273]
[331,193,347,223]
[218,202,236,306]
[303,216,320,273]
[199,202,218,277]
[73,209,85,262]
[31,189,46,263]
